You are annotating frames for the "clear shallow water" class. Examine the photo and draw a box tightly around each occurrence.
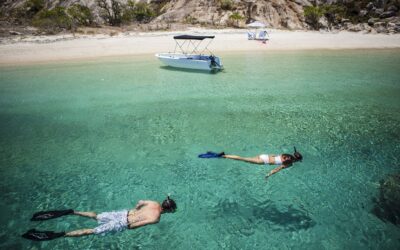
[0,50,399,249]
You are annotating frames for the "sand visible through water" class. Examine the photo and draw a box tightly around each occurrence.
[0,50,399,249]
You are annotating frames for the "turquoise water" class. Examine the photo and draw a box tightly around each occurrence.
[0,50,399,249]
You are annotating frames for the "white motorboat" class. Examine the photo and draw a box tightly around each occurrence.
[156,35,223,71]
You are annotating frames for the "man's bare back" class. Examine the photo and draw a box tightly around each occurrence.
[128,200,162,229]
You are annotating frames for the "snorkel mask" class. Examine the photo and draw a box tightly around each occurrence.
[162,196,177,213]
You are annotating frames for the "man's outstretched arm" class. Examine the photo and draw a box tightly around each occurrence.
[130,218,159,229]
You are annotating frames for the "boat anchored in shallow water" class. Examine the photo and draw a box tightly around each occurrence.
[155,35,223,71]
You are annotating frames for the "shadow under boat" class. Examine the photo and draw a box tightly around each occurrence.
[159,65,222,75]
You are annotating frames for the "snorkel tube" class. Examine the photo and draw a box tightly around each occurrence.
[293,146,303,162]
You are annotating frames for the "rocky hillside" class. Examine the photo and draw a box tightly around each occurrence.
[0,0,399,36]
[152,0,310,30]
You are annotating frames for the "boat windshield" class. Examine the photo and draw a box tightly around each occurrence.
[172,35,215,55]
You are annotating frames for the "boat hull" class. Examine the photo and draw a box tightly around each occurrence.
[155,53,223,71]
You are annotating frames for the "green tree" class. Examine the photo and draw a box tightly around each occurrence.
[96,0,123,26]
[133,2,155,23]
[340,1,370,23]
[67,4,93,26]
[122,0,136,23]
[322,4,345,29]
[11,0,45,23]
[32,7,72,33]
[304,5,324,30]
[25,0,45,18]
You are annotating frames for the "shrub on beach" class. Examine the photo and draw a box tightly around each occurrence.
[338,1,371,23]
[97,0,156,26]
[184,15,198,25]
[25,0,45,18]
[322,4,346,29]
[228,12,244,27]
[304,4,346,30]
[9,1,93,33]
[32,7,72,33]
[10,0,45,24]
[132,2,155,23]
[304,1,399,31]
[122,1,156,24]
[121,0,136,23]
[67,4,94,27]
[304,5,324,30]
[97,0,123,26]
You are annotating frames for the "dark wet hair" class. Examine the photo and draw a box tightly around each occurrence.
[282,154,295,165]
[161,196,177,213]
[282,147,303,165]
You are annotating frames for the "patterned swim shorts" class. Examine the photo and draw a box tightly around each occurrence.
[93,210,129,235]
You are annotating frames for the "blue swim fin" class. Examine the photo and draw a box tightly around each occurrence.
[198,151,225,158]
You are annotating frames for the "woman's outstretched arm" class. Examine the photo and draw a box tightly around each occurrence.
[266,164,291,178]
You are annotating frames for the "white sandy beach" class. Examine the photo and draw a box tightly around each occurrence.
[0,28,400,65]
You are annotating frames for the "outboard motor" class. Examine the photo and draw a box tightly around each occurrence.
[209,55,218,68]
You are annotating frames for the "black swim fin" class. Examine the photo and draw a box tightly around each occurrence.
[30,209,74,221]
[198,151,225,158]
[22,229,65,241]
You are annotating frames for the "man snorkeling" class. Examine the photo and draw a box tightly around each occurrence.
[22,196,177,241]
[199,147,303,179]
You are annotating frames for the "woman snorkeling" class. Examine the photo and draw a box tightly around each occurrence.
[199,147,303,178]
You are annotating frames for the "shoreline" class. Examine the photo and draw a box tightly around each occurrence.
[1,28,400,66]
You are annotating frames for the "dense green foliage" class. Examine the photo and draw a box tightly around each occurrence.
[304,0,400,30]
[322,4,346,29]
[131,2,155,23]
[121,0,136,23]
[25,0,45,18]
[6,0,160,32]
[305,2,368,30]
[9,1,94,32]
[32,7,72,33]
[99,0,156,25]
[339,1,370,23]
[304,5,324,30]
[97,0,123,26]
[11,0,44,23]
[67,4,93,26]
